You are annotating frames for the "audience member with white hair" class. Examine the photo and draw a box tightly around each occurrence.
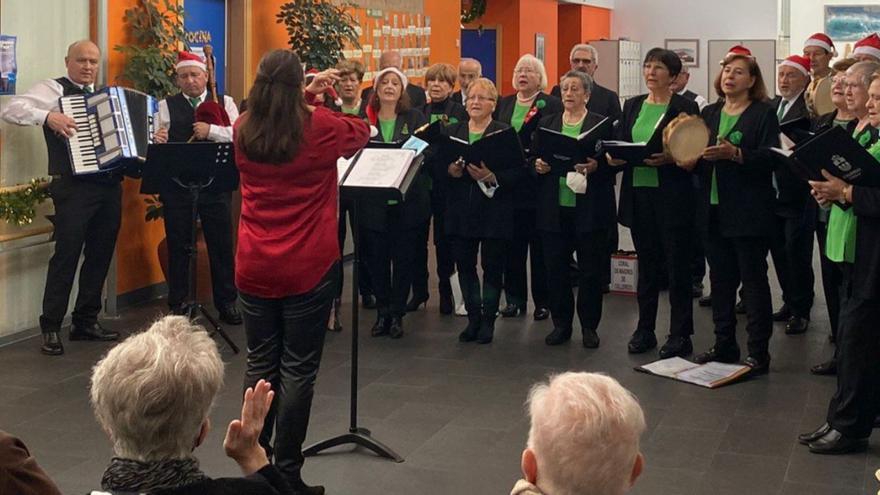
[512,372,645,495]
[89,316,290,495]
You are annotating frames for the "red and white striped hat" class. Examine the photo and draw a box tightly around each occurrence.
[779,55,811,77]
[176,51,206,71]
[854,33,880,61]
[804,33,836,55]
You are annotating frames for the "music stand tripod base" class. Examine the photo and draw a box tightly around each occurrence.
[303,427,403,463]
[185,302,239,354]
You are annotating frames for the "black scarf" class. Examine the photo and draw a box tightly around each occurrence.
[101,457,208,493]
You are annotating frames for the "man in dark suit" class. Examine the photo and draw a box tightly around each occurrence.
[360,50,426,108]
[770,55,815,335]
[452,58,482,106]
[550,43,621,122]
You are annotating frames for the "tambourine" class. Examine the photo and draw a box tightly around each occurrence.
[663,114,710,164]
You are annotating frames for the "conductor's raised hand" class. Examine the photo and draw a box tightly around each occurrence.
[575,158,599,175]
[224,379,274,476]
[448,158,465,178]
[305,69,341,95]
[534,158,551,175]
[46,111,77,138]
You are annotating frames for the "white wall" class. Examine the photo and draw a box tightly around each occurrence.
[0,0,91,339]
[611,0,778,100]
[791,0,879,58]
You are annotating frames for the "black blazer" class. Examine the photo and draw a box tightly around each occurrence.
[551,82,622,122]
[532,112,616,234]
[852,184,880,299]
[615,93,701,228]
[697,100,780,238]
[772,93,812,216]
[359,108,431,232]
[443,120,523,239]
[494,92,563,209]
[361,84,427,110]
[421,98,469,200]
[812,109,856,134]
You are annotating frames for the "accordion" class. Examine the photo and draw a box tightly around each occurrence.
[59,86,158,175]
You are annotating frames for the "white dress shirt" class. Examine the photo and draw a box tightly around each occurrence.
[677,88,708,111]
[156,90,239,143]
[777,90,804,121]
[1,77,92,126]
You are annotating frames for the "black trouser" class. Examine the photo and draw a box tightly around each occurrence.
[503,208,548,309]
[363,219,421,318]
[40,176,121,333]
[410,217,431,299]
[706,221,773,358]
[815,218,842,338]
[162,190,237,308]
[240,261,338,485]
[691,177,707,284]
[630,191,694,337]
[336,200,373,298]
[432,201,455,294]
[826,266,880,438]
[769,210,816,318]
[453,236,506,317]
[542,210,607,331]
[605,223,618,286]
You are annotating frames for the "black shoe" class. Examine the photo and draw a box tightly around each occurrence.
[439,292,454,315]
[545,327,572,346]
[362,295,377,309]
[290,479,325,495]
[692,282,704,298]
[693,345,741,364]
[808,429,868,455]
[40,331,64,356]
[405,293,428,312]
[218,303,243,325]
[659,336,693,359]
[70,322,120,342]
[500,304,525,317]
[582,328,600,348]
[810,359,837,376]
[533,307,550,321]
[698,294,712,307]
[476,316,495,344]
[458,315,481,342]
[743,355,771,375]
[388,317,404,339]
[371,316,390,337]
[799,423,832,445]
[785,316,809,335]
[327,298,342,332]
[627,331,657,354]
[772,305,791,322]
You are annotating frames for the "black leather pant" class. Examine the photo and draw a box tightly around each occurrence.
[240,261,339,485]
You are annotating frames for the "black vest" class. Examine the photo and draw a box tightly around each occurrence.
[167,92,224,142]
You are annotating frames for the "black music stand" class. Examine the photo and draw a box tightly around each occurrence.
[141,142,240,354]
[302,149,424,463]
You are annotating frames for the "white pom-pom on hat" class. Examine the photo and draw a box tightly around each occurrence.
[370,125,379,138]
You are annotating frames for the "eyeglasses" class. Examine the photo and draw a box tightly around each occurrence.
[469,95,496,102]
[514,67,537,75]
[571,58,594,65]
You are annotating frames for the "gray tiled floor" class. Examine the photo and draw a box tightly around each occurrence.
[2,262,879,494]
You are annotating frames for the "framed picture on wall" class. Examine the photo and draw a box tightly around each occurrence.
[665,39,699,68]
[825,6,880,42]
[536,33,546,63]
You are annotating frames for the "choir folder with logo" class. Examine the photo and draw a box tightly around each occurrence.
[777,125,880,187]
[534,116,612,173]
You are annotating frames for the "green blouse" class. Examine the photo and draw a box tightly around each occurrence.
[469,132,484,144]
[511,103,530,132]
[710,111,742,205]
[631,101,667,188]
[557,121,584,207]
[341,105,360,115]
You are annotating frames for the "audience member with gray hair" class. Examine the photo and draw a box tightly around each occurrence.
[89,316,290,495]
[551,43,622,121]
[453,57,482,105]
[512,372,645,495]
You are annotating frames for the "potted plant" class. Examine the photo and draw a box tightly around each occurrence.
[277,0,361,70]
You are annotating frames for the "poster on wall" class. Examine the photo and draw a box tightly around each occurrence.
[185,0,226,94]
[825,5,880,42]
[0,35,17,95]
[665,39,699,68]
[535,34,546,64]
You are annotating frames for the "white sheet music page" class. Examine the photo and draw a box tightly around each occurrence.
[343,148,415,188]
[640,357,697,378]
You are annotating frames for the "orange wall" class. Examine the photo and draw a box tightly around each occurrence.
[518,0,558,94]
[557,4,611,82]
[109,0,172,294]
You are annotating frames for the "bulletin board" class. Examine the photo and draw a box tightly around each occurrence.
[342,6,432,84]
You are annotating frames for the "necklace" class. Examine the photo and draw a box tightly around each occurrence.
[517,91,539,104]
[563,111,587,126]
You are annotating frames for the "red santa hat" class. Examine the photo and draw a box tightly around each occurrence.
[779,55,811,77]
[722,45,753,63]
[373,67,409,91]
[176,51,206,71]
[305,68,343,106]
[854,33,880,61]
[804,33,836,56]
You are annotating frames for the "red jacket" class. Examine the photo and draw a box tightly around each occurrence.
[234,106,370,297]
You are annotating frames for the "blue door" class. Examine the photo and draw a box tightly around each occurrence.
[184,0,226,94]
[461,29,497,84]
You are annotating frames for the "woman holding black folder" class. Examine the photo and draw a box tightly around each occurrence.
[690,48,779,374]
[360,67,429,339]
[495,54,562,320]
[445,77,522,344]
[532,70,614,348]
[607,48,699,358]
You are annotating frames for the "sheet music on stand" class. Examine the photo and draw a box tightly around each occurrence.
[340,147,424,201]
